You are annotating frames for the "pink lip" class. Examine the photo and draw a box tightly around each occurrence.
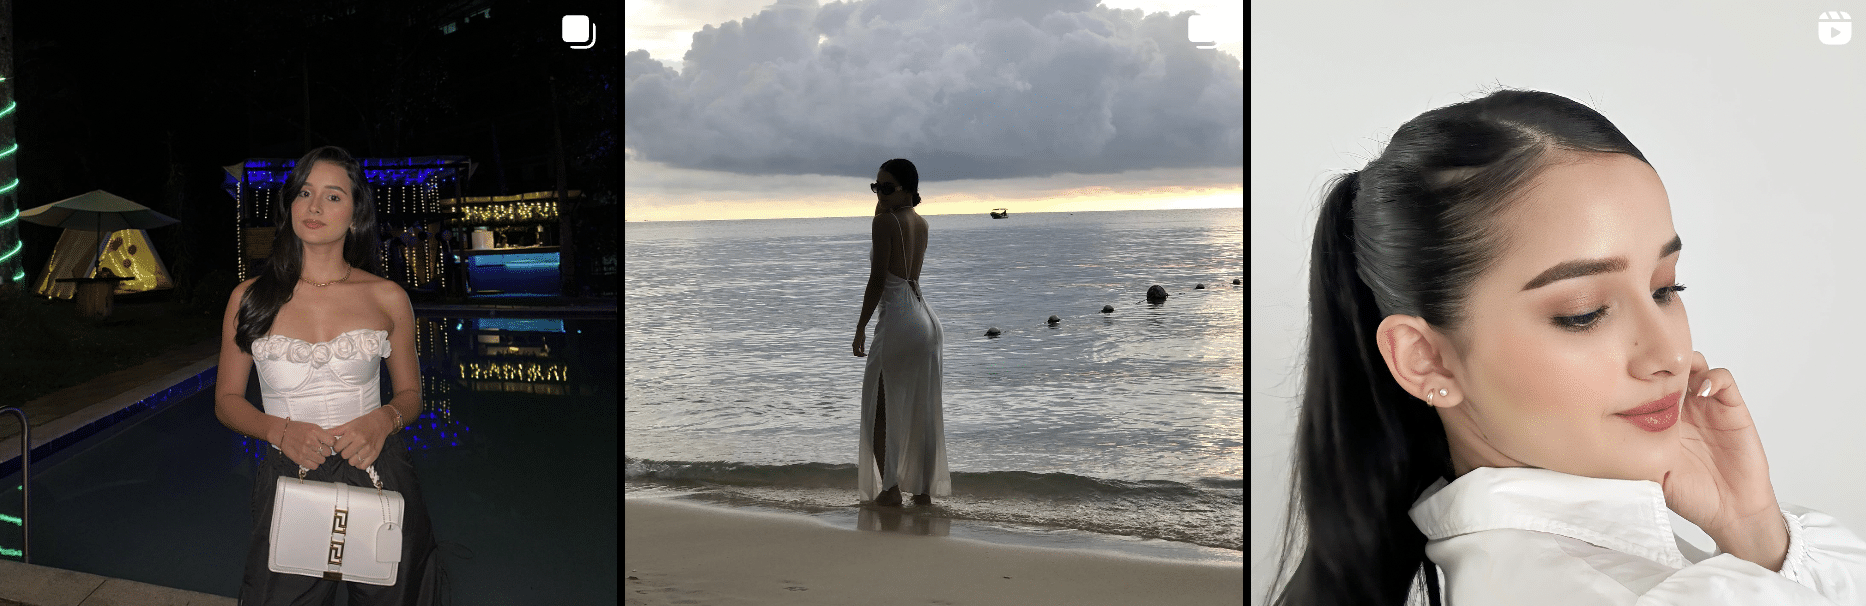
[303,221,325,229]
[1617,391,1681,432]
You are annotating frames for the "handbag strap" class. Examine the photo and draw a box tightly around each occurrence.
[297,463,384,492]
[284,414,384,492]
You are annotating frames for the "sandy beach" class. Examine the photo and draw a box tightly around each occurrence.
[625,498,1244,606]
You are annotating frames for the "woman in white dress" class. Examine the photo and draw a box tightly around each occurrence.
[214,146,443,604]
[1266,89,1866,605]
[852,158,950,507]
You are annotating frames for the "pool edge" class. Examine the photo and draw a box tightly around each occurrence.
[0,353,218,475]
[0,558,234,606]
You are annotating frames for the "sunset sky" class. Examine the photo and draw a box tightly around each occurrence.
[624,0,1243,221]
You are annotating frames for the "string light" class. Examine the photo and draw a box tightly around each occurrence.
[461,201,558,224]
[0,82,21,284]
[224,157,470,283]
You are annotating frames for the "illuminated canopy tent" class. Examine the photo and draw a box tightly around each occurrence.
[222,155,474,283]
[21,190,180,298]
[31,228,174,298]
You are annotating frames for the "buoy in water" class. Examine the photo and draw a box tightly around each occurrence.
[985,327,1002,336]
[1146,285,1169,301]
[1047,315,1061,324]
[1232,278,1241,285]
[1195,283,1206,289]
[1101,305,1115,313]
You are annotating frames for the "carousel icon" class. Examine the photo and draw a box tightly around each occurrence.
[562,15,596,49]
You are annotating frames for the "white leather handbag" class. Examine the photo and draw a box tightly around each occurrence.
[269,463,404,585]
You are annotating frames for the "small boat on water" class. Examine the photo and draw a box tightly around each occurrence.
[990,208,1009,219]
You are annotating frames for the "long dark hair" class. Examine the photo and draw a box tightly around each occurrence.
[234,146,379,353]
[1267,88,1650,606]
[879,158,922,207]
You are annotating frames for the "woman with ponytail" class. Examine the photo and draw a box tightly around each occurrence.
[1266,89,1866,605]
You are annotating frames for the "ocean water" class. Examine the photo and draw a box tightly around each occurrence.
[624,208,1243,559]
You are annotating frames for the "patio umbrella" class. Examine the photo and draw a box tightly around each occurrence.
[19,190,180,278]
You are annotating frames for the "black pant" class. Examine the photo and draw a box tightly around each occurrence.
[241,431,442,606]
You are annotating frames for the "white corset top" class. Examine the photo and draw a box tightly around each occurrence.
[252,328,393,430]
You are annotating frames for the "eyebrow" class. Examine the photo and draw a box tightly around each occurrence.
[306,184,348,194]
[1521,234,1682,291]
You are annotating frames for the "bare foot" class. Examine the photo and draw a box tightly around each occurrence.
[876,486,902,506]
[911,494,932,506]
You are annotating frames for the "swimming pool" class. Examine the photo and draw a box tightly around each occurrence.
[0,315,616,603]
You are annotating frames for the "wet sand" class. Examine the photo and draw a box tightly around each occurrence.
[624,497,1243,606]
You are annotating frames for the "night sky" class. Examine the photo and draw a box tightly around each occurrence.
[4,0,616,290]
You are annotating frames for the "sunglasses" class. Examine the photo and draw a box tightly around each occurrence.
[870,182,902,196]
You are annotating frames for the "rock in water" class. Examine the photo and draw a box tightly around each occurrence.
[1101,305,1115,313]
[1195,283,1206,289]
[1047,315,1061,324]
[1146,285,1169,301]
[1232,278,1241,285]
[985,327,1002,336]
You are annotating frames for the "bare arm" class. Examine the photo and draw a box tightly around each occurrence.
[377,282,422,429]
[856,213,892,330]
[214,279,288,445]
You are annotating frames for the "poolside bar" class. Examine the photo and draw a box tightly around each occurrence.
[438,190,579,296]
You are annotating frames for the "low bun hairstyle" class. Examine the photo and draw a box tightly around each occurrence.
[1266,88,1651,606]
[880,158,921,207]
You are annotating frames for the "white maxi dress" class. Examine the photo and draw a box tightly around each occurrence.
[859,212,950,501]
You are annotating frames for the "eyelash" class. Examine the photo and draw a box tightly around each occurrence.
[1552,284,1686,332]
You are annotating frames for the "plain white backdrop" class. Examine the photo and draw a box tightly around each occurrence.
[1251,1,1866,602]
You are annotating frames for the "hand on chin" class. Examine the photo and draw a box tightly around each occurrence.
[1657,352,1778,538]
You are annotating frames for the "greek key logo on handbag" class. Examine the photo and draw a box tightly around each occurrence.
[269,464,405,585]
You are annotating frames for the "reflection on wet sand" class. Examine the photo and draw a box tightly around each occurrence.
[858,503,952,537]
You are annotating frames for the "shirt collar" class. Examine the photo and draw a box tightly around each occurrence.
[1409,466,1691,568]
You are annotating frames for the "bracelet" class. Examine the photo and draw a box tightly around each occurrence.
[382,405,404,430]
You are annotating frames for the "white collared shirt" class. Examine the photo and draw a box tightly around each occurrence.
[1405,467,1866,605]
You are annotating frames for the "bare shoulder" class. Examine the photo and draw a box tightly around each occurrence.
[870,212,897,240]
[371,277,411,309]
[229,276,259,304]
[369,277,409,324]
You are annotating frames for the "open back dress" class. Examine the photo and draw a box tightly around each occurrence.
[859,211,951,501]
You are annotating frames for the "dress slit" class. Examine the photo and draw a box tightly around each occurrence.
[874,373,889,488]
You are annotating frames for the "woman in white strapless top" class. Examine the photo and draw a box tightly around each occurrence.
[214,146,443,604]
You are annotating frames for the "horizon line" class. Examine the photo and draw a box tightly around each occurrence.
[625,206,1241,223]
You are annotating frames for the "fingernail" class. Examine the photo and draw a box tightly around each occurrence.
[1698,379,1713,398]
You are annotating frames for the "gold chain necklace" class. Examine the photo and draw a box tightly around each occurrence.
[301,265,352,287]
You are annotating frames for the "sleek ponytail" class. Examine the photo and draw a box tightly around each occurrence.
[1266,87,1651,606]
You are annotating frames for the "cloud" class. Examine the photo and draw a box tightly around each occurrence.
[624,0,1242,182]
